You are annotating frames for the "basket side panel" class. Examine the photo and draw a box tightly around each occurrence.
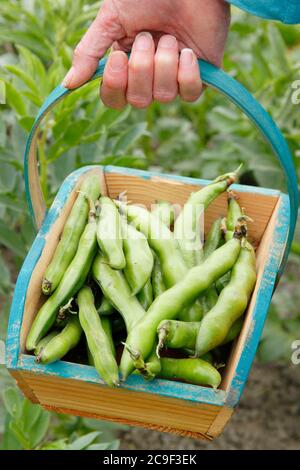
[224,195,289,406]
[20,371,221,437]
[104,170,279,245]
[8,370,39,404]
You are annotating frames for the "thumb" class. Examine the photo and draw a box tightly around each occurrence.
[63,2,124,89]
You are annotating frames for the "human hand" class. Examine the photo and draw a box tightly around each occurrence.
[63,0,230,109]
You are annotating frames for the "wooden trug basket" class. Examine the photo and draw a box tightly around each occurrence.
[6,58,298,441]
[6,165,290,440]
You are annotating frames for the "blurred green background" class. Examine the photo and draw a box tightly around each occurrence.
[0,0,300,450]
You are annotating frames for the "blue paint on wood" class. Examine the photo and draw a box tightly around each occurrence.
[18,354,226,407]
[226,194,290,407]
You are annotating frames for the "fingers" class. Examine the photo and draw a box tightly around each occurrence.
[63,1,124,89]
[126,32,155,109]
[100,51,128,109]
[99,32,202,109]
[178,49,203,102]
[153,35,178,103]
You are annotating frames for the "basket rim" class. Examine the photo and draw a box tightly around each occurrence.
[6,165,289,408]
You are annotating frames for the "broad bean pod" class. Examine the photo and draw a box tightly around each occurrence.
[120,235,242,379]
[195,242,256,357]
[78,286,119,387]
[122,221,153,295]
[173,171,237,268]
[26,209,98,351]
[159,358,221,389]
[36,316,82,364]
[42,174,101,295]
[157,316,244,353]
[97,196,125,270]
[92,254,146,333]
[116,202,203,320]
[152,200,175,228]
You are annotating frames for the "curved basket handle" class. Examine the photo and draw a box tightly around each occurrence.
[24,57,298,277]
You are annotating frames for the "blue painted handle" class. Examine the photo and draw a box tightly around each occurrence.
[24,57,298,278]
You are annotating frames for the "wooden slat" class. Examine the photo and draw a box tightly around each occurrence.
[207,406,234,438]
[42,404,212,441]
[105,173,278,245]
[9,369,39,404]
[21,371,221,435]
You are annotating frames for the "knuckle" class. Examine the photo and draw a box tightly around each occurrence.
[155,53,177,69]
[103,74,124,90]
[154,90,177,103]
[127,94,152,108]
[129,58,152,74]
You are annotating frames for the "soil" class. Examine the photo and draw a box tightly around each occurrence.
[120,361,300,450]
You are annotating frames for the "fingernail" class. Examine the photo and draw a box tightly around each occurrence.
[180,49,194,67]
[110,52,127,71]
[134,32,153,51]
[159,35,177,49]
[62,66,75,87]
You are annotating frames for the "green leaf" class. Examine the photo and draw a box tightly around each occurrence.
[0,221,26,258]
[28,408,51,448]
[5,65,38,95]
[4,82,26,116]
[40,439,68,450]
[1,414,22,450]
[87,440,120,450]
[113,122,149,154]
[0,255,11,293]
[267,24,289,72]
[63,119,91,145]
[18,116,35,132]
[68,431,102,450]
[2,388,22,418]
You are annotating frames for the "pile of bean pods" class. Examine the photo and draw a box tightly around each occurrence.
[26,169,257,390]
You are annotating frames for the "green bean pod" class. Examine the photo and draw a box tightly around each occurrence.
[159,358,221,389]
[174,171,237,268]
[101,317,116,357]
[26,212,98,351]
[178,218,224,321]
[137,278,153,311]
[34,331,59,357]
[97,297,115,316]
[125,344,161,381]
[151,254,166,299]
[78,286,119,387]
[92,254,146,332]
[42,174,101,295]
[120,235,242,379]
[36,316,82,364]
[97,196,125,269]
[203,217,223,260]
[195,242,256,357]
[217,192,244,293]
[157,317,244,353]
[225,191,243,242]
[152,200,175,228]
[117,202,203,320]
[116,202,187,286]
[122,221,154,295]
